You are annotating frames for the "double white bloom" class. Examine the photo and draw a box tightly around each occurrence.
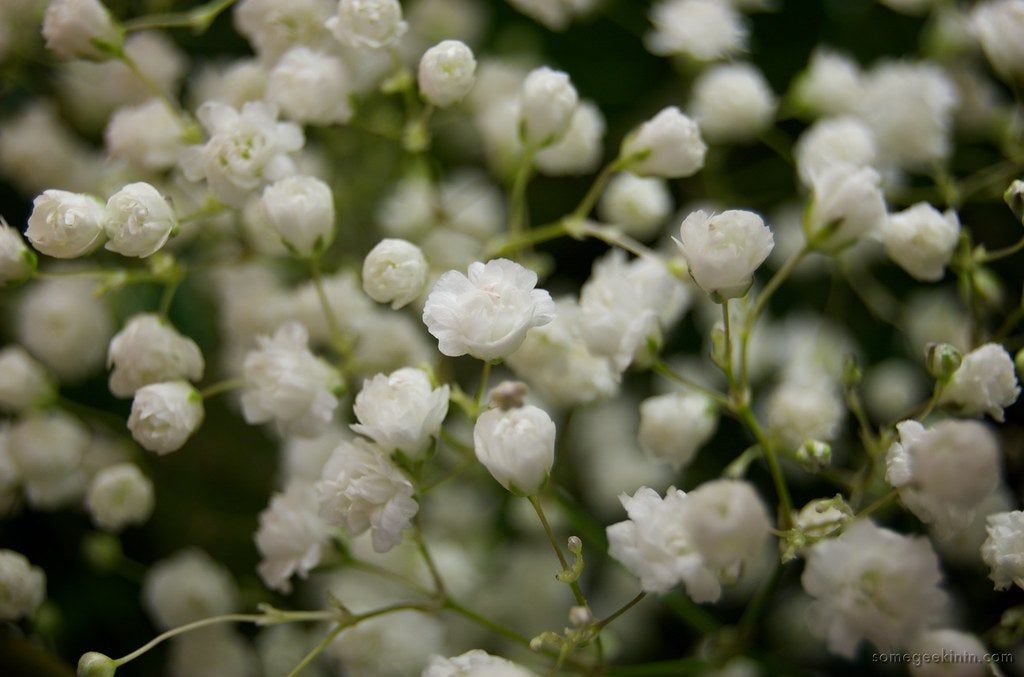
[473,404,556,495]
[883,203,960,282]
[258,175,336,258]
[982,510,1024,591]
[351,368,450,458]
[362,238,429,309]
[255,480,329,593]
[128,381,204,454]
[939,343,1021,421]
[806,164,888,251]
[107,314,204,398]
[423,258,556,361]
[104,182,177,258]
[267,47,353,125]
[620,107,706,179]
[423,650,536,677]
[675,209,774,300]
[638,392,718,470]
[26,189,106,259]
[326,0,407,50]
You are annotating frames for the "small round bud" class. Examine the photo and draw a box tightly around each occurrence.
[259,175,336,258]
[620,107,706,179]
[569,605,592,627]
[796,439,832,469]
[473,404,555,495]
[567,535,583,554]
[362,238,428,309]
[674,209,774,300]
[104,182,178,258]
[43,0,122,61]
[128,381,204,454]
[418,40,477,108]
[926,342,963,381]
[26,189,107,259]
[78,652,117,677]
[85,463,155,532]
[519,67,579,147]
[488,380,529,410]
[1004,179,1024,224]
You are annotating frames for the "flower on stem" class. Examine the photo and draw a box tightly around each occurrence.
[267,47,354,125]
[619,106,706,179]
[882,203,960,282]
[674,208,774,300]
[42,0,122,61]
[362,238,428,309]
[103,182,178,258]
[804,164,887,252]
[518,67,579,148]
[970,0,1024,82]
[326,0,408,50]
[473,403,555,495]
[107,314,204,398]
[423,649,537,677]
[85,463,154,532]
[351,367,449,458]
[0,549,45,621]
[638,391,717,470]
[255,480,329,593]
[258,175,336,258]
[128,381,204,454]
[938,343,1021,421]
[981,510,1024,591]
[418,40,477,108]
[26,189,107,259]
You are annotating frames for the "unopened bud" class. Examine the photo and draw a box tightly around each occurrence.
[926,342,962,381]
[569,605,593,627]
[78,652,116,677]
[973,267,1004,307]
[488,380,528,410]
[795,439,831,469]
[1016,348,1024,378]
[1005,180,1024,224]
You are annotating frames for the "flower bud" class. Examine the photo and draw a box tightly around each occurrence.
[796,439,832,469]
[598,173,673,240]
[26,189,106,259]
[925,342,962,381]
[1004,179,1024,223]
[883,203,959,282]
[518,67,579,147]
[674,209,774,300]
[620,107,706,178]
[104,182,178,258]
[350,367,449,458]
[43,0,122,61]
[488,380,529,410]
[0,218,36,285]
[805,165,887,252]
[362,238,428,309]
[259,175,335,258]
[78,652,117,677]
[128,381,204,454]
[473,404,555,495]
[326,0,407,49]
[569,605,593,627]
[418,40,477,108]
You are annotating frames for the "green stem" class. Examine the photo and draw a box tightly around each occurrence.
[442,599,534,649]
[578,222,655,259]
[649,359,732,410]
[721,299,734,388]
[309,257,355,370]
[857,489,899,519]
[571,158,625,220]
[737,405,794,529]
[528,496,588,608]
[486,220,569,258]
[594,592,646,631]
[507,149,538,257]
[982,236,1024,263]
[124,0,239,32]
[474,361,492,412]
[413,521,447,598]
[199,378,245,399]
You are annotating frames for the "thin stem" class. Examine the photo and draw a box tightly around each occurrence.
[119,53,181,114]
[124,0,239,32]
[413,522,447,598]
[578,222,656,259]
[747,243,809,330]
[571,159,624,220]
[857,489,899,519]
[486,220,569,258]
[442,599,533,649]
[982,236,1024,263]
[721,299,734,387]
[309,257,354,369]
[474,361,492,411]
[737,405,794,529]
[528,496,588,608]
[158,275,182,317]
[507,149,538,257]
[286,623,346,677]
[199,378,245,399]
[113,614,266,666]
[649,359,732,410]
[594,592,646,631]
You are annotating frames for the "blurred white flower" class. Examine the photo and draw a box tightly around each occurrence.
[107,314,204,398]
[267,47,354,125]
[234,0,334,60]
[789,48,863,118]
[0,218,36,286]
[143,550,238,630]
[85,463,154,532]
[638,392,717,469]
[473,404,555,495]
[645,0,747,61]
[128,381,204,454]
[766,376,843,449]
[883,203,960,282]
[42,0,120,61]
[0,346,55,413]
[971,0,1024,81]
[519,67,579,147]
[351,367,449,457]
[908,629,988,677]
[794,116,877,186]
[940,343,1020,421]
[681,479,771,574]
[105,99,186,172]
[255,480,329,593]
[981,510,1024,591]
[599,173,673,240]
[0,550,46,621]
[691,63,776,143]
[534,101,605,176]
[326,0,408,49]
[423,650,537,677]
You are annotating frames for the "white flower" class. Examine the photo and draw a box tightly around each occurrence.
[267,47,354,125]
[26,189,106,259]
[606,486,720,600]
[675,209,774,300]
[128,381,204,454]
[887,420,1001,536]
[858,62,957,169]
[316,437,418,552]
[418,40,477,108]
[255,480,329,593]
[806,164,887,251]
[473,404,556,495]
[180,101,304,207]
[534,101,605,176]
[789,48,863,118]
[241,322,343,437]
[258,175,335,257]
[8,411,88,489]
[638,392,717,469]
[0,218,36,286]
[518,67,579,147]
[598,173,673,240]
[422,258,556,361]
[506,296,619,407]
[0,346,55,412]
[103,182,177,258]
[801,520,948,658]
[794,116,877,186]
[143,550,238,630]
[362,238,429,309]
[971,0,1024,81]
[18,277,114,383]
[940,343,1021,421]
[234,0,334,60]
[107,314,205,398]
[105,99,187,172]
[645,0,747,61]
[620,106,706,179]
[326,0,408,49]
[692,63,776,144]
[329,608,444,675]
[85,462,154,532]
[981,510,1024,591]
[908,629,988,677]
[351,368,449,457]
[766,377,844,449]
[423,650,538,677]
[883,203,960,282]
[42,0,121,61]
[681,479,771,574]
[0,550,45,621]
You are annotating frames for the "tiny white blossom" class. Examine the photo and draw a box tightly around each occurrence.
[255,480,329,593]
[26,189,106,259]
[103,182,177,258]
[766,377,844,449]
[971,0,1024,81]
[241,322,343,437]
[534,101,605,176]
[8,412,88,496]
[638,392,717,470]
[806,164,887,251]
[789,48,863,118]
[518,67,579,147]
[107,314,204,398]
[473,404,556,495]
[326,0,408,49]
[105,99,186,172]
[599,173,673,240]
[675,209,774,300]
[940,343,1021,421]
[981,510,1024,591]
[317,437,418,552]
[882,203,960,282]
[362,238,429,309]
[0,346,56,412]
[801,520,948,658]
[351,367,450,457]
[620,107,706,179]
[180,101,304,207]
[258,175,336,258]
[0,218,36,286]
[681,479,771,574]
[42,0,121,61]
[691,63,776,144]
[422,258,556,361]
[418,40,477,108]
[128,382,204,454]
[422,650,538,677]
[267,47,354,125]
[887,420,1001,535]
[794,116,877,186]
[85,463,154,532]
[234,0,334,60]
[0,550,46,621]
[143,549,238,630]
[645,0,747,61]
